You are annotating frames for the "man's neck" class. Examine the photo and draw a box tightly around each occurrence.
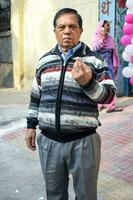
[59,42,81,53]
[60,46,71,53]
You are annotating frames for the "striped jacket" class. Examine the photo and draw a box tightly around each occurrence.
[27,42,116,142]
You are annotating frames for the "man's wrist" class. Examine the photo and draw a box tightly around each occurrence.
[80,76,95,89]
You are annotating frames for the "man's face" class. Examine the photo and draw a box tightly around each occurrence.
[54,13,83,52]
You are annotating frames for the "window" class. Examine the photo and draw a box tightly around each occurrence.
[0,0,10,32]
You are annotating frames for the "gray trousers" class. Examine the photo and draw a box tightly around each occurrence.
[37,133,101,200]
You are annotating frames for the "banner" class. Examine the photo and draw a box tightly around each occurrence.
[99,0,115,36]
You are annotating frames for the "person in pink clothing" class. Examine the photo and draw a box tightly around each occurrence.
[92,20,123,112]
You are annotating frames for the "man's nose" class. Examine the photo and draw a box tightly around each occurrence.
[64,26,71,34]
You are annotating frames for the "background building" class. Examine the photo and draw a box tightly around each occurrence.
[0,0,12,87]
[0,0,132,96]
[11,0,98,89]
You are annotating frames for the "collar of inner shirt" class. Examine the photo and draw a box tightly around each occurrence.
[58,42,81,61]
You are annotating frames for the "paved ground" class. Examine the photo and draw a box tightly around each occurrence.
[0,89,133,200]
[98,100,133,200]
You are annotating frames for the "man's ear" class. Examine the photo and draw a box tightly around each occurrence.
[80,28,83,34]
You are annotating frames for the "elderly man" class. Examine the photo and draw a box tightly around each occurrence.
[25,8,116,200]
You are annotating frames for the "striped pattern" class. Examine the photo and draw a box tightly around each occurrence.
[27,43,116,142]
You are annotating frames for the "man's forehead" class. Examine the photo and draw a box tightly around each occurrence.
[56,13,78,23]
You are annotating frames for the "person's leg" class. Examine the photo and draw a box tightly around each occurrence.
[98,104,106,111]
[37,134,69,200]
[68,133,101,200]
[106,95,123,113]
[106,96,116,111]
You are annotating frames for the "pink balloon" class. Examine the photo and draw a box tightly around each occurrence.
[125,14,133,24]
[129,76,133,85]
[121,35,132,46]
[123,24,133,35]
[130,55,133,64]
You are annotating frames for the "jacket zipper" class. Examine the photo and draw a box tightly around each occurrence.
[55,61,68,134]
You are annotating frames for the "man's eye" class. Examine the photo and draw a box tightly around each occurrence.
[69,26,77,29]
[58,26,65,30]
[56,25,77,30]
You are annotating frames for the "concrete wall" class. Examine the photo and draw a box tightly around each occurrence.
[0,31,13,88]
[11,0,98,89]
[0,63,13,87]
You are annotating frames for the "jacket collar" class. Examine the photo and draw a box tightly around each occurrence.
[51,42,91,57]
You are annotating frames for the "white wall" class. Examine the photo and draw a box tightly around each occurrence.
[20,0,98,87]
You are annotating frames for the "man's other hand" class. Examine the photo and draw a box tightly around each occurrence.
[25,129,36,151]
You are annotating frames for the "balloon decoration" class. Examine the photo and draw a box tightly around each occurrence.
[121,0,133,85]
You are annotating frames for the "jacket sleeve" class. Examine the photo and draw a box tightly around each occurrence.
[81,59,116,104]
[27,77,41,129]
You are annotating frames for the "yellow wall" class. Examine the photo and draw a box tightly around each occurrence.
[11,0,24,89]
[11,0,98,89]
